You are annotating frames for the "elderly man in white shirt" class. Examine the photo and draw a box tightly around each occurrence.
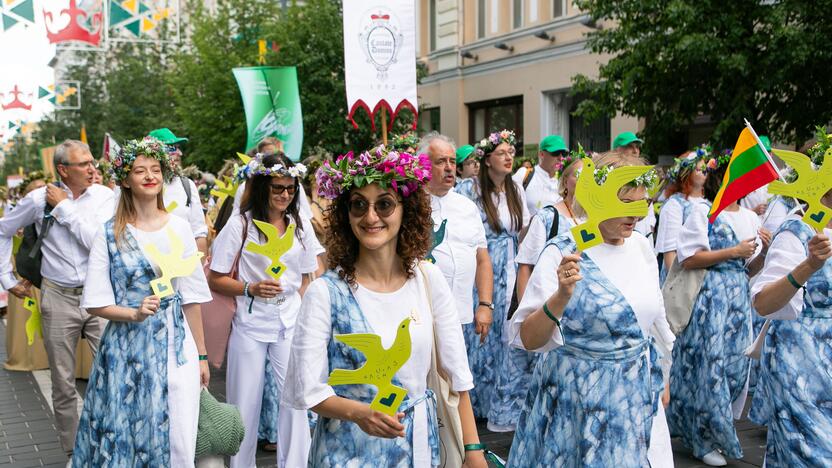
[511,135,568,216]
[420,132,495,341]
[0,140,115,456]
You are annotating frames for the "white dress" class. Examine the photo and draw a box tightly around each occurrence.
[283,263,474,466]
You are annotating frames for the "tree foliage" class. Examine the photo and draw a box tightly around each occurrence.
[573,0,832,154]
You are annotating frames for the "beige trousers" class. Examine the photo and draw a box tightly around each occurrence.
[40,278,106,455]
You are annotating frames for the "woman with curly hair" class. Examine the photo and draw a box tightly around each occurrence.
[73,137,212,466]
[455,129,530,431]
[284,146,487,467]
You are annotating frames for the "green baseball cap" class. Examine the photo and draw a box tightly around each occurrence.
[148,128,189,145]
[455,145,475,165]
[759,135,771,152]
[539,135,568,154]
[612,131,643,149]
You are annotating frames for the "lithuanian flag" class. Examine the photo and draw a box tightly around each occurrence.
[709,127,779,223]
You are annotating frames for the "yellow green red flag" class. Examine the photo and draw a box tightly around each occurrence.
[709,127,779,223]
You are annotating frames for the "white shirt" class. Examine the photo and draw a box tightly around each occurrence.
[751,216,830,320]
[677,203,762,263]
[0,184,115,289]
[516,207,580,266]
[210,213,322,342]
[232,181,313,220]
[165,177,208,238]
[654,195,703,254]
[762,197,799,234]
[740,185,769,213]
[635,203,657,238]
[283,263,473,466]
[512,165,561,216]
[81,215,212,308]
[429,191,487,324]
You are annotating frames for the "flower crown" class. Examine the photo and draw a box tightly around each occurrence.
[111,137,175,184]
[234,153,307,183]
[705,148,732,172]
[665,145,712,183]
[554,144,587,179]
[474,129,516,158]
[316,145,431,200]
[577,162,659,189]
[388,132,421,153]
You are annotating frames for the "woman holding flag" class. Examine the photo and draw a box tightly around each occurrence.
[748,132,832,467]
[667,128,776,466]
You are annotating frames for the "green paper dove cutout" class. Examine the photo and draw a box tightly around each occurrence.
[245,219,295,280]
[144,227,205,298]
[769,149,832,232]
[23,296,42,346]
[327,317,413,416]
[570,158,653,250]
[426,219,447,264]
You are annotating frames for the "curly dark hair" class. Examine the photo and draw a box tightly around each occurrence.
[325,188,432,286]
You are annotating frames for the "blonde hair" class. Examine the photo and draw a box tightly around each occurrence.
[113,185,166,247]
[558,159,582,199]
[571,151,649,219]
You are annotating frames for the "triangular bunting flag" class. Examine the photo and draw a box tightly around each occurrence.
[109,0,133,25]
[122,0,137,13]
[10,0,34,22]
[122,18,141,36]
[8,121,17,130]
[141,17,155,33]
[2,12,18,29]
[38,86,51,99]
[48,96,56,105]
[138,2,150,14]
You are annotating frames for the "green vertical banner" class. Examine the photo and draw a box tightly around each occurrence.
[232,66,303,161]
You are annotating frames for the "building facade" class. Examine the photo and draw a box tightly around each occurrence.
[416,0,641,156]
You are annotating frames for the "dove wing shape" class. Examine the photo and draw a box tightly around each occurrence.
[327,333,385,385]
[769,149,815,197]
[246,219,295,279]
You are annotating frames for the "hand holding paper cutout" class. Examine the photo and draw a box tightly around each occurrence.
[245,219,295,280]
[144,227,205,298]
[570,158,652,250]
[23,296,42,346]
[769,149,832,231]
[327,317,412,416]
[425,219,447,264]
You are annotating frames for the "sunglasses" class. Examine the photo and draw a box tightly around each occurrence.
[270,183,296,195]
[348,196,399,218]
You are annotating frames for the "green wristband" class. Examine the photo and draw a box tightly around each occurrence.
[786,272,803,289]
[542,301,560,326]
[464,443,486,452]
[198,354,208,361]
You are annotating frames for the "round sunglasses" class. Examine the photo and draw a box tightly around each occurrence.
[348,196,400,218]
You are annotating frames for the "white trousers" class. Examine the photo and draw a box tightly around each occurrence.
[227,327,311,468]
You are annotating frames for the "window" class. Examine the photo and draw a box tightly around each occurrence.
[553,0,564,18]
[420,107,441,133]
[569,94,610,152]
[477,0,486,38]
[513,0,523,29]
[429,0,436,51]
[468,96,524,148]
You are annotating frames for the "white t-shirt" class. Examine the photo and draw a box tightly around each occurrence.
[283,263,473,466]
[210,213,322,342]
[82,216,212,308]
[430,192,488,324]
[677,203,762,263]
[654,195,703,254]
[515,207,580,266]
[512,165,561,216]
[634,203,657,238]
[751,216,831,320]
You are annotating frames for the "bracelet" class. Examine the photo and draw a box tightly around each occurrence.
[243,281,251,298]
[198,354,208,361]
[542,301,560,326]
[464,443,486,452]
[786,272,803,289]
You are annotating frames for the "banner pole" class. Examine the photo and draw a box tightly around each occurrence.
[381,107,388,146]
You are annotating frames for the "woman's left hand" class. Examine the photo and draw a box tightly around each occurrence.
[462,449,488,468]
[199,360,210,388]
[758,228,772,254]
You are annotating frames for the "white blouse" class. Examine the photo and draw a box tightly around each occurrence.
[210,213,322,342]
[283,262,474,466]
[509,232,675,360]
[516,207,580,266]
[677,202,762,263]
[762,197,800,234]
[82,216,213,308]
[751,216,831,320]
[654,195,703,254]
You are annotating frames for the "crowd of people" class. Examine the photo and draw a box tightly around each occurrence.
[0,124,829,468]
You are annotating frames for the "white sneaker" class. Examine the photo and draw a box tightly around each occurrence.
[701,450,728,466]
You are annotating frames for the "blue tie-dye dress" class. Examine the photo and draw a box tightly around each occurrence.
[508,235,663,467]
[307,272,439,467]
[666,207,753,460]
[72,221,191,466]
[748,219,832,467]
[454,178,526,424]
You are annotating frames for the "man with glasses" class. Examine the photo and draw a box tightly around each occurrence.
[512,135,568,216]
[420,133,495,339]
[147,128,209,258]
[0,140,114,457]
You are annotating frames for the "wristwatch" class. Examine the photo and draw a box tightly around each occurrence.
[478,301,494,310]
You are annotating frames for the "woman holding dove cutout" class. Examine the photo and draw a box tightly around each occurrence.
[207,152,322,468]
[508,152,674,467]
[283,146,486,467]
[666,155,771,466]
[749,138,832,467]
[73,137,212,466]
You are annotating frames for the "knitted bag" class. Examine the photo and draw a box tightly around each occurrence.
[195,389,245,457]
